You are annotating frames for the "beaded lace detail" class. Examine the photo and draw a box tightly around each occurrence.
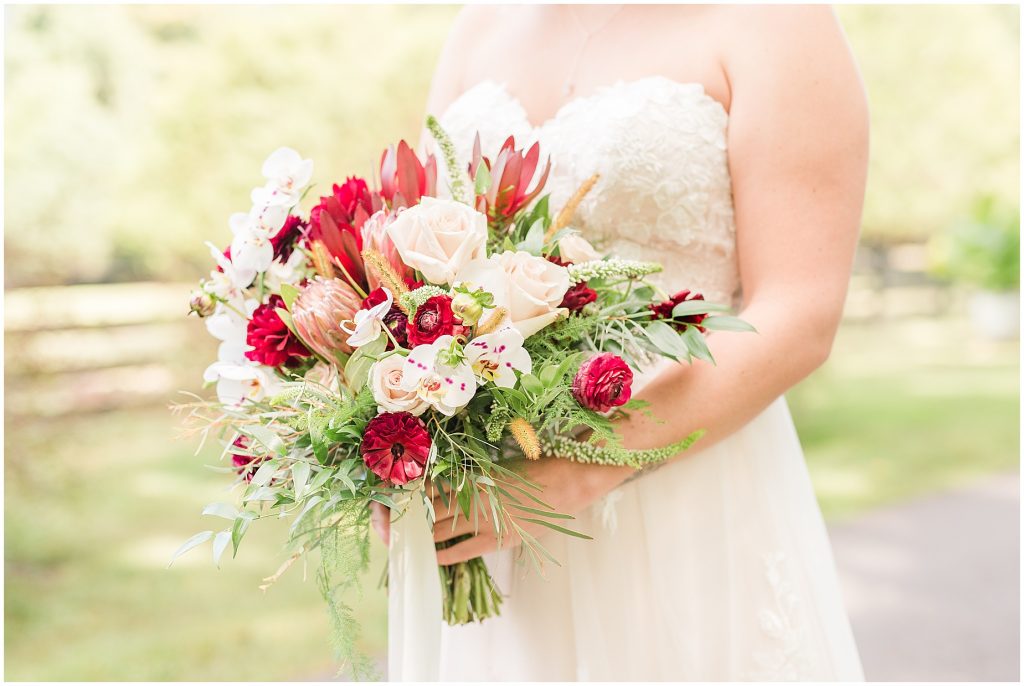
[438,76,740,307]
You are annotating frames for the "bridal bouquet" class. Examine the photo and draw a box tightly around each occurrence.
[173,118,752,674]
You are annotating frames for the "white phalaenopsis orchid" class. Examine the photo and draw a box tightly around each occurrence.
[260,147,314,206]
[401,335,477,416]
[264,248,308,291]
[342,288,393,348]
[464,327,532,389]
[228,201,288,274]
[204,242,255,299]
[203,361,284,407]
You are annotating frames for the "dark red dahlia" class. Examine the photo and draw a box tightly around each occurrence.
[571,353,634,413]
[560,282,598,312]
[271,215,307,261]
[360,412,432,485]
[649,289,708,332]
[362,287,409,349]
[307,177,381,287]
[244,295,312,368]
[230,436,265,482]
[406,295,465,347]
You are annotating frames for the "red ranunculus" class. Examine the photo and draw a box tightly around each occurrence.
[361,412,432,485]
[571,353,634,413]
[230,436,265,482]
[406,295,465,347]
[561,282,597,312]
[245,295,311,368]
[271,215,307,261]
[362,287,410,349]
[650,289,708,332]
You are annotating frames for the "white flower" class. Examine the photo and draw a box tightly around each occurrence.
[400,336,476,416]
[341,287,393,348]
[203,361,283,407]
[264,248,308,291]
[385,197,487,285]
[369,354,429,415]
[558,234,603,263]
[260,147,314,206]
[454,251,571,338]
[464,327,532,388]
[204,242,255,299]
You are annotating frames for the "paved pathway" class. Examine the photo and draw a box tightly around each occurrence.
[830,472,1020,681]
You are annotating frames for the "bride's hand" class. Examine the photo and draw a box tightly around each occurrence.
[432,456,633,566]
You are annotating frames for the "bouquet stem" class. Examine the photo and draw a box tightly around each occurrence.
[437,538,503,624]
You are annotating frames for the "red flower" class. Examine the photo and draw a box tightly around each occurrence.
[271,215,307,261]
[361,412,432,485]
[406,295,465,347]
[307,178,381,287]
[245,295,311,368]
[469,134,551,219]
[560,282,597,312]
[650,289,707,332]
[362,287,410,349]
[230,436,265,482]
[571,353,633,413]
[379,141,438,209]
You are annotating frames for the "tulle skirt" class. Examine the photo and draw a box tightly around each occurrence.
[437,394,864,681]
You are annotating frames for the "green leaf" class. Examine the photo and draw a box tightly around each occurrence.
[201,503,240,520]
[681,326,715,364]
[701,315,757,333]
[508,503,575,519]
[279,283,301,310]
[344,333,387,391]
[519,373,544,396]
[671,300,730,318]
[168,530,213,568]
[212,530,231,568]
[231,516,251,558]
[517,218,545,255]
[291,461,310,498]
[474,163,491,196]
[248,460,278,487]
[520,518,593,540]
[642,320,688,361]
[290,495,324,533]
[246,426,286,456]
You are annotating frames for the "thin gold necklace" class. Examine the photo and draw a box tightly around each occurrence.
[562,4,626,98]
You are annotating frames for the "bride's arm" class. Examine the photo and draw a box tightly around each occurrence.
[433,7,869,564]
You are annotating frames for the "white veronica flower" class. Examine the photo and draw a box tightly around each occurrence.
[261,147,314,205]
[342,287,393,348]
[464,327,532,389]
[400,335,476,416]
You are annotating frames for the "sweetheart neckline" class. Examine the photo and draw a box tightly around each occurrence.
[442,75,730,132]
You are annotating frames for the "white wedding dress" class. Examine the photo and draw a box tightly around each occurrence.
[406,76,864,681]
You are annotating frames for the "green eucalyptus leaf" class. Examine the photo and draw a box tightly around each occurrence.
[290,495,325,533]
[642,320,688,361]
[279,282,301,310]
[701,315,757,333]
[682,326,715,364]
[344,333,387,391]
[671,300,729,318]
[212,530,232,568]
[230,516,251,557]
[201,503,240,521]
[168,530,213,568]
[248,460,278,487]
[517,218,546,255]
[519,373,544,396]
[291,461,310,498]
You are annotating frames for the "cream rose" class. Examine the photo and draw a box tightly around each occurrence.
[558,234,603,263]
[455,251,571,338]
[385,197,487,285]
[369,355,429,416]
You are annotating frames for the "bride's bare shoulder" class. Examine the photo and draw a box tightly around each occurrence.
[423,6,503,115]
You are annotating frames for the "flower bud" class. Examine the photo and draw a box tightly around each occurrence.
[451,292,484,326]
[189,289,216,317]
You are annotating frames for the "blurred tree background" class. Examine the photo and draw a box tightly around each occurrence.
[4,5,1019,681]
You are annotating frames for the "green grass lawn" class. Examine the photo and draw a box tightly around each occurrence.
[4,314,1018,680]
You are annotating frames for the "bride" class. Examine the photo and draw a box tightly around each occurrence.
[373,4,869,680]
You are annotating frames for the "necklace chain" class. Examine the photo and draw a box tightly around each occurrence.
[562,4,626,98]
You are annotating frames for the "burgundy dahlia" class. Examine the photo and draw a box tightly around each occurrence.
[244,295,312,368]
[650,289,708,332]
[363,287,410,349]
[271,215,307,261]
[406,295,465,347]
[571,353,634,413]
[360,412,432,485]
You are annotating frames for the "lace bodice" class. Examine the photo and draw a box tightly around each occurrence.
[438,76,741,306]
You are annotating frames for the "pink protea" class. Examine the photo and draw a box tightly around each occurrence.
[360,209,414,289]
[469,134,551,220]
[379,141,437,209]
[290,276,363,360]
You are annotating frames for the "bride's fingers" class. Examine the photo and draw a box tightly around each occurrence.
[432,513,482,543]
[436,533,494,566]
[369,501,390,546]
